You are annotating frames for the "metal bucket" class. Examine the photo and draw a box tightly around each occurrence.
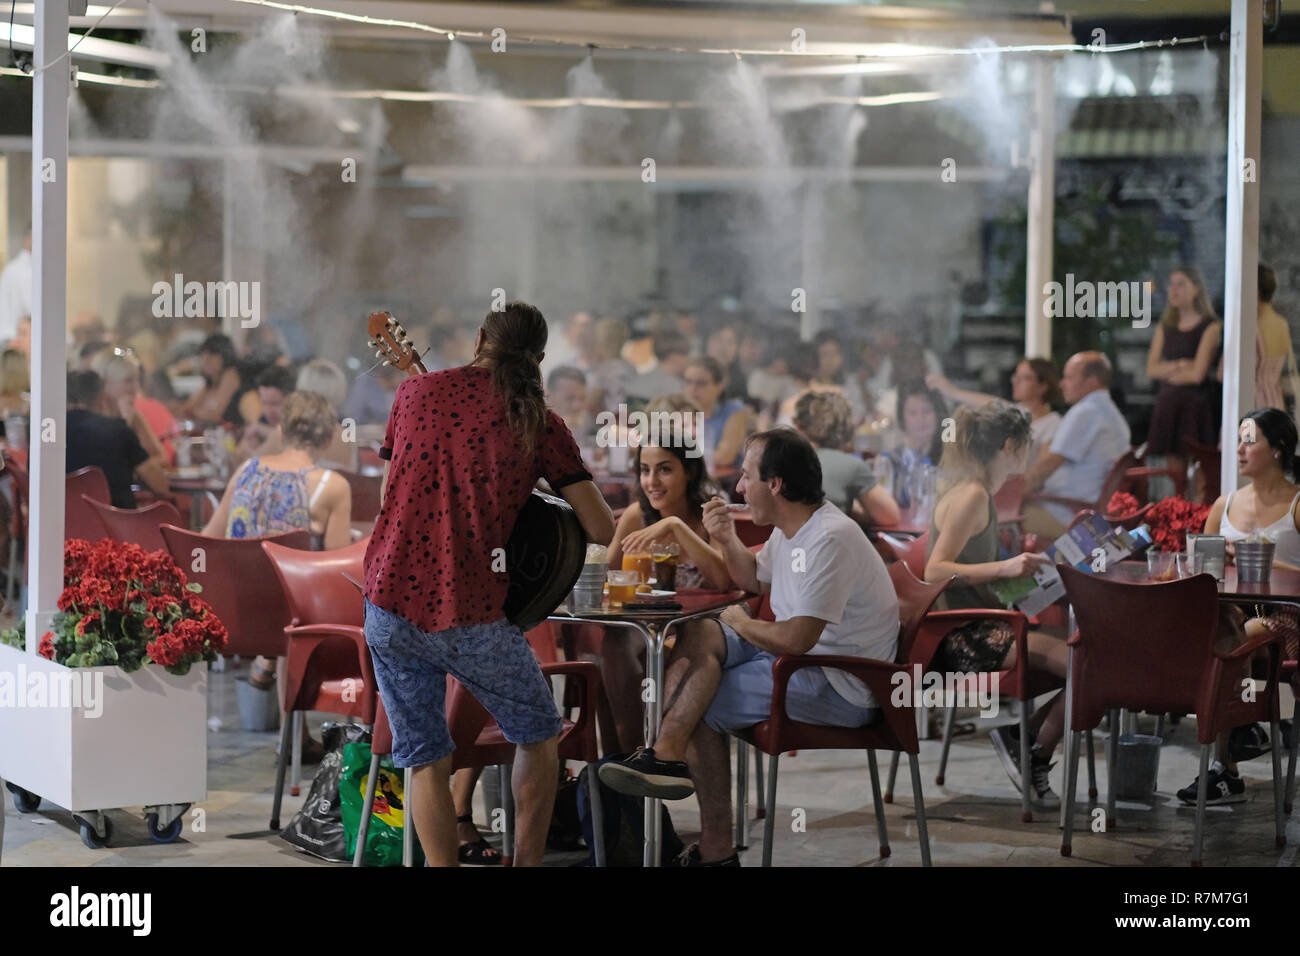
[1235,541,1275,583]
[569,562,607,611]
[235,677,282,732]
[1107,733,1163,800]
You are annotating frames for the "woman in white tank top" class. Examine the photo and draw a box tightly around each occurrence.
[1181,408,1299,806]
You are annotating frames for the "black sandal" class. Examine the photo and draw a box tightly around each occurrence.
[456,814,502,865]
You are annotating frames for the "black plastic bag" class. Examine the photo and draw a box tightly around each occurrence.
[280,722,370,863]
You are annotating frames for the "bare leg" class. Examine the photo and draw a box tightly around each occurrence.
[598,631,650,753]
[1002,631,1069,755]
[409,757,458,867]
[451,766,495,852]
[510,737,560,867]
[685,720,735,861]
[653,618,728,763]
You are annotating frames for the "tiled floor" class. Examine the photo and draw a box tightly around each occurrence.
[1,664,1296,867]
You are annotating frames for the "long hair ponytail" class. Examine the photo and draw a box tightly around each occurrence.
[478,302,549,456]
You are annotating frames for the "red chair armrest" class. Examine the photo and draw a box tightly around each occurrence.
[282,624,374,713]
[768,654,917,750]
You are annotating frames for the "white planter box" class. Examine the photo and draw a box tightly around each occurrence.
[0,643,207,812]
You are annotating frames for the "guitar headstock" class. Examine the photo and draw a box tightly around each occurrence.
[367,311,426,376]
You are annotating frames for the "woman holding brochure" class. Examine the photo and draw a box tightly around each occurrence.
[924,402,1067,810]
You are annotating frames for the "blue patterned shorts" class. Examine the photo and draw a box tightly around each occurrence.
[364,600,563,769]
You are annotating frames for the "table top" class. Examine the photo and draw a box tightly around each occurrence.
[549,588,748,625]
[168,473,229,493]
[1104,561,1300,601]
[869,506,929,538]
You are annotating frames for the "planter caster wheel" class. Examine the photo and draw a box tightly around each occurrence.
[5,781,40,813]
[76,814,113,849]
[146,812,185,844]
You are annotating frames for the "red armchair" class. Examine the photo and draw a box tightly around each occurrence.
[262,538,375,831]
[1058,566,1288,865]
[734,653,933,866]
[65,466,110,542]
[86,497,183,553]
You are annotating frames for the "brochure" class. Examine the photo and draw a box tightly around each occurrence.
[988,518,1151,618]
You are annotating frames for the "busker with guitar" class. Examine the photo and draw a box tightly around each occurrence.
[363,301,614,866]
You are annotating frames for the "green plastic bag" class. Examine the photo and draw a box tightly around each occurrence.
[339,740,424,867]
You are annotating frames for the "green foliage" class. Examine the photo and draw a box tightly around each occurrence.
[994,180,1180,368]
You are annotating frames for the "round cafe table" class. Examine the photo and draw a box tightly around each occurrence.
[1104,561,1300,602]
[167,472,229,530]
[548,588,749,866]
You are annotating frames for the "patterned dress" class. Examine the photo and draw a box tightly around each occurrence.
[226,457,332,549]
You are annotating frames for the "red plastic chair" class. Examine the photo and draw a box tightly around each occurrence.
[160,525,310,659]
[65,466,110,542]
[734,653,932,866]
[883,530,929,580]
[338,469,383,524]
[1057,566,1288,865]
[880,563,953,802]
[261,538,375,831]
[908,596,1069,822]
[85,497,183,554]
[3,450,28,603]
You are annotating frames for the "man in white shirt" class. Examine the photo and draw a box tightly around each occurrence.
[0,231,32,346]
[1023,350,1131,537]
[600,428,899,866]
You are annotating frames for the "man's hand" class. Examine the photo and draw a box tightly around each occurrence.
[719,604,751,633]
[701,497,738,547]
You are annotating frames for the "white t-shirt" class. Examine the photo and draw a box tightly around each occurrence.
[1044,389,1130,523]
[755,501,899,708]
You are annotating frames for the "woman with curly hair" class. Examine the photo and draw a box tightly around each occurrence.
[793,389,899,525]
[203,390,352,694]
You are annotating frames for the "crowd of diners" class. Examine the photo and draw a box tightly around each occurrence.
[0,255,1295,865]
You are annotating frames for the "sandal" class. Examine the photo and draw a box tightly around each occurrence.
[456,814,502,865]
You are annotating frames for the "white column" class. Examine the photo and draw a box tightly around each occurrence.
[1024,56,1056,359]
[1221,0,1262,496]
[26,0,71,651]
[222,156,235,337]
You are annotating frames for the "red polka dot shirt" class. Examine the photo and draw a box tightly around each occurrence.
[363,365,591,634]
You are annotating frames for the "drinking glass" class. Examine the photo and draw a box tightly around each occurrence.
[1146,550,1177,581]
[651,541,680,591]
[607,570,640,604]
[1177,551,1205,578]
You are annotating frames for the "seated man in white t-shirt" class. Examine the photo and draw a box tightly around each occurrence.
[600,428,900,866]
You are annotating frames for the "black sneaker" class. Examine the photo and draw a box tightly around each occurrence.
[674,843,740,867]
[598,747,695,800]
[1176,766,1246,805]
[1028,753,1060,809]
[989,726,1023,792]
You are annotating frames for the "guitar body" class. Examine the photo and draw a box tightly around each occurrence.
[504,490,587,631]
[365,311,589,631]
